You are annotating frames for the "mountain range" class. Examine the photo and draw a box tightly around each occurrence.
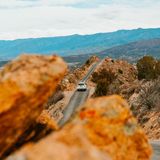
[0,28,160,60]
[64,38,160,64]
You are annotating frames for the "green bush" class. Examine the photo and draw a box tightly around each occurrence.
[92,69,116,83]
[95,79,109,96]
[92,69,117,97]
[137,56,160,80]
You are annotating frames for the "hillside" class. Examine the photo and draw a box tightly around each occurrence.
[1,28,160,59]
[98,38,160,61]
[64,38,160,64]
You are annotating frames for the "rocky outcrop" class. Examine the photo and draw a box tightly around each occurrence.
[6,95,152,160]
[0,54,67,158]
[98,58,137,84]
[91,58,137,98]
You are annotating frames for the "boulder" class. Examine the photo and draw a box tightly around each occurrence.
[0,54,67,158]
[6,95,152,160]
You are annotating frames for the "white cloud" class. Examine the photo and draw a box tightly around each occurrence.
[0,0,160,39]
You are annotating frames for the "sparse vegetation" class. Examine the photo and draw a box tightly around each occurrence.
[94,79,109,96]
[92,69,117,96]
[130,78,160,119]
[137,55,160,80]
[139,78,160,110]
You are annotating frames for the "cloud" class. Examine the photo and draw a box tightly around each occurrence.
[0,0,91,9]
[0,0,160,39]
[1,0,160,9]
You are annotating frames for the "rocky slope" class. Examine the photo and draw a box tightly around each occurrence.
[63,38,160,64]
[97,38,160,61]
[91,57,160,140]
[0,54,67,158]
[6,96,152,160]
[0,54,156,159]
[129,78,160,139]
[91,57,137,98]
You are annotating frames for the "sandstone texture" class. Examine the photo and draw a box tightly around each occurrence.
[0,54,67,158]
[6,95,152,160]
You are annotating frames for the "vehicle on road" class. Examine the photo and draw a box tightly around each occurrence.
[76,82,87,91]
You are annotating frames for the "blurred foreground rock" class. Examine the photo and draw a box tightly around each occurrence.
[6,96,152,160]
[0,54,67,158]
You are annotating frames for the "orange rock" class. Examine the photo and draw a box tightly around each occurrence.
[6,124,110,160]
[79,96,152,160]
[6,95,152,160]
[0,54,67,158]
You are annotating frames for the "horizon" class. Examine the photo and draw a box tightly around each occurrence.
[0,0,160,40]
[0,27,160,41]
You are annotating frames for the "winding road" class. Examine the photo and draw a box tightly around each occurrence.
[58,60,160,159]
[58,61,100,126]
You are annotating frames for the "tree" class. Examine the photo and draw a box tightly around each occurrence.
[137,56,157,80]
[92,69,117,97]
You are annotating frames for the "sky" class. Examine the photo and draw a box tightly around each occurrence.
[0,0,160,40]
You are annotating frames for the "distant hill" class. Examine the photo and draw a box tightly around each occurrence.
[98,38,160,61]
[64,38,160,64]
[1,28,160,59]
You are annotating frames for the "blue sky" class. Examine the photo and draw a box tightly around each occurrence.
[0,0,160,39]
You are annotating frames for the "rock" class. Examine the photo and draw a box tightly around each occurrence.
[6,95,152,160]
[0,54,67,158]
[79,95,152,160]
[91,58,138,98]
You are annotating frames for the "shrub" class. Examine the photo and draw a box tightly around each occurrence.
[131,78,160,113]
[95,79,109,96]
[141,78,160,109]
[137,56,160,80]
[92,69,117,97]
[92,69,116,84]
